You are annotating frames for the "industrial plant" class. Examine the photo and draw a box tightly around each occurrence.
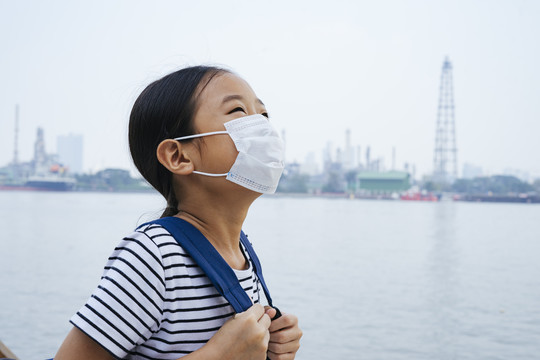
[1,58,538,202]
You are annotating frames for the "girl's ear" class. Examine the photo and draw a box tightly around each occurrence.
[156,139,194,175]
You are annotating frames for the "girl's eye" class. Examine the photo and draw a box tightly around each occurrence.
[261,112,270,118]
[228,107,246,114]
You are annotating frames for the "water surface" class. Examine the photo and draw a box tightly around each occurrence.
[1,192,539,359]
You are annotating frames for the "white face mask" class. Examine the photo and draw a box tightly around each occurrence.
[174,114,285,194]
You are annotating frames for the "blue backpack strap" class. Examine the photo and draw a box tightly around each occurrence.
[142,217,274,313]
[239,231,274,307]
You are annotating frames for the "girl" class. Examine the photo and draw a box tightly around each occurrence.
[55,66,302,360]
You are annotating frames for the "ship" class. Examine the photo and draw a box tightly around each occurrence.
[400,191,439,201]
[25,175,75,191]
[0,175,76,192]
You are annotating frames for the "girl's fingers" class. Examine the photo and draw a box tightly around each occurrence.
[259,312,272,329]
[269,313,298,333]
[264,306,277,320]
[269,325,303,344]
[267,350,296,360]
[268,337,301,354]
[237,303,264,320]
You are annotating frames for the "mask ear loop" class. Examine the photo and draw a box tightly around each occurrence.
[174,130,228,141]
[192,170,228,177]
[174,131,231,177]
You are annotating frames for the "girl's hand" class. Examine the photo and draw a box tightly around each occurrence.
[203,304,275,360]
[267,312,303,360]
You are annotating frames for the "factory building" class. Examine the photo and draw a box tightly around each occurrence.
[357,171,410,194]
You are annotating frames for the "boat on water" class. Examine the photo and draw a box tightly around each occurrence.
[455,193,540,204]
[25,175,76,191]
[0,175,76,192]
[400,191,439,201]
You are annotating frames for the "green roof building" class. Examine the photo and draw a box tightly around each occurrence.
[357,171,411,194]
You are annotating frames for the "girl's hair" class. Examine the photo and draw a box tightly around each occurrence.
[129,66,228,218]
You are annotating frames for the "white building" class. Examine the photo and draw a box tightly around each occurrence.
[57,134,83,174]
[462,163,483,179]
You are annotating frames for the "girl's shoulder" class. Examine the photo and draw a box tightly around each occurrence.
[117,223,197,272]
[130,222,179,251]
[71,223,199,358]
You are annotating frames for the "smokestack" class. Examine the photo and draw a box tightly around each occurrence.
[13,104,19,166]
[366,146,371,171]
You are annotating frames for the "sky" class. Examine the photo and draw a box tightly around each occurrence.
[1,0,539,179]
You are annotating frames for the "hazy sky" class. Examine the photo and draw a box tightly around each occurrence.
[1,0,539,179]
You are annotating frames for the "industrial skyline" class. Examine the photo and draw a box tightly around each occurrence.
[1,115,535,184]
[1,1,539,180]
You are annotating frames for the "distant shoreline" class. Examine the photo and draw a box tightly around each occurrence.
[1,186,539,204]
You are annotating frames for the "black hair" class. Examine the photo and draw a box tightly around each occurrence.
[129,65,228,217]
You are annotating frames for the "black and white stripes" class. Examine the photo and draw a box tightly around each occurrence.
[71,224,261,359]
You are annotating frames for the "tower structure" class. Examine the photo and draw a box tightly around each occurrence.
[33,127,48,174]
[13,105,19,166]
[11,105,21,181]
[365,146,371,171]
[433,57,458,183]
[343,128,354,169]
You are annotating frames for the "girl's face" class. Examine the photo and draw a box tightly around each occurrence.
[188,72,269,188]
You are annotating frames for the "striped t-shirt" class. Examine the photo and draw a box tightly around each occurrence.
[71,223,262,359]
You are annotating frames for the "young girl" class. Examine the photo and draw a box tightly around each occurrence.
[55,66,302,360]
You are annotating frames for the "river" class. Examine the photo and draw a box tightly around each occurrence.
[1,191,539,359]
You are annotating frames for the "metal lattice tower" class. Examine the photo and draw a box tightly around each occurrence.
[433,57,458,183]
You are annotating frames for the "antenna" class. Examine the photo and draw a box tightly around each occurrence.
[433,57,458,183]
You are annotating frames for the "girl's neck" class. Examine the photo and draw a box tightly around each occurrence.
[175,191,256,269]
